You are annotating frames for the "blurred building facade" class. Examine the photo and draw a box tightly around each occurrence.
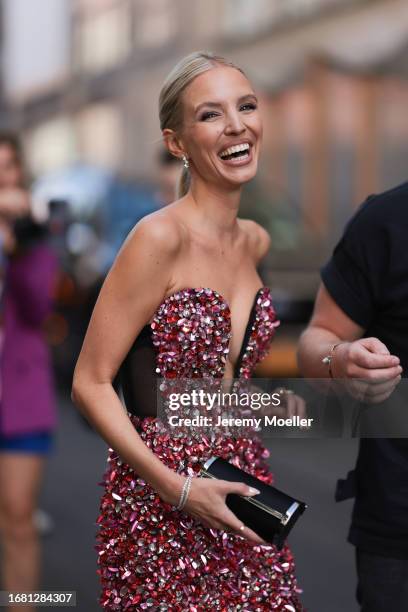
[1,0,408,302]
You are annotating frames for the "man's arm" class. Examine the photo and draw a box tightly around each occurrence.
[298,284,401,381]
[298,284,364,377]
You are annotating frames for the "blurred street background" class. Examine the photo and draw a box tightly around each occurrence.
[1,0,408,610]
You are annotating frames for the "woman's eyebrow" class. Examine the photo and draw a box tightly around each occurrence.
[194,94,257,115]
[194,101,222,114]
[239,94,258,104]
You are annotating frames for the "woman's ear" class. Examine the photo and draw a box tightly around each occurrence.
[162,128,186,160]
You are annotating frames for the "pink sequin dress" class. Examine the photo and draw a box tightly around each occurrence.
[96,287,304,611]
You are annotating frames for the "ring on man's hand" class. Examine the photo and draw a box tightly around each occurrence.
[277,387,294,395]
[239,524,245,531]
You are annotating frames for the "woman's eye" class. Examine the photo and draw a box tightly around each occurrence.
[240,103,257,112]
[200,111,219,121]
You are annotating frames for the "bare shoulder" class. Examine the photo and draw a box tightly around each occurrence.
[122,207,183,257]
[238,218,271,263]
[107,207,183,299]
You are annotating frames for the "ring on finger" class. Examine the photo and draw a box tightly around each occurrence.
[277,387,294,396]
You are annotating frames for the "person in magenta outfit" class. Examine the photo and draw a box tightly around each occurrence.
[0,133,58,609]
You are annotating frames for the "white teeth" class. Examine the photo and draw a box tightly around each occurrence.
[220,143,250,158]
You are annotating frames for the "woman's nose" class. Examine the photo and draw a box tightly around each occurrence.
[224,112,245,135]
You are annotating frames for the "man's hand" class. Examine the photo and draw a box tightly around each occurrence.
[249,384,307,421]
[332,337,402,403]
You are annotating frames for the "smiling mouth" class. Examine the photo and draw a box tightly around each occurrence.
[219,142,251,161]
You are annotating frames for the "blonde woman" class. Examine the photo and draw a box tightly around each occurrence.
[72,52,303,610]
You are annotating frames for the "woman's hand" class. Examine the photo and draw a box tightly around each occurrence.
[332,338,402,403]
[160,475,267,545]
[0,219,16,254]
[0,188,30,219]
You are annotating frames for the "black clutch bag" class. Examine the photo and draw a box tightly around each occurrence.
[200,456,307,549]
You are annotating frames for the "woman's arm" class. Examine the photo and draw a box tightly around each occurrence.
[72,212,266,543]
[71,213,186,504]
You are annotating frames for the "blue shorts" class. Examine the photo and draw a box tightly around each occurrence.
[0,431,54,455]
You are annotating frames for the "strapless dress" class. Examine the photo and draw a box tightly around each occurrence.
[96,287,304,611]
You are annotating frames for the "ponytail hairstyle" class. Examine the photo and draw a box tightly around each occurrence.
[158,51,245,198]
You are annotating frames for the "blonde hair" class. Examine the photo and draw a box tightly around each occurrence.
[159,51,245,198]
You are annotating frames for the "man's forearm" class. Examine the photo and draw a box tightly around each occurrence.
[297,326,343,378]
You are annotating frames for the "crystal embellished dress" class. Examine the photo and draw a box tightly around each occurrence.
[96,287,304,611]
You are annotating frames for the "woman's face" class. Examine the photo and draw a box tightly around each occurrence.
[180,65,263,190]
[0,144,22,189]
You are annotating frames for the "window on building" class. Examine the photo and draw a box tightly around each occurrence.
[75,103,123,171]
[223,0,279,35]
[223,0,357,36]
[25,116,76,176]
[134,0,175,48]
[2,0,70,101]
[74,2,131,73]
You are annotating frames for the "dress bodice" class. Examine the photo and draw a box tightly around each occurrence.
[116,286,279,417]
[100,289,304,610]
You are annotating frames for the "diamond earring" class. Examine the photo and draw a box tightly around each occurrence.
[182,154,190,169]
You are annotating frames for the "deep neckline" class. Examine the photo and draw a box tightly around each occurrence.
[146,285,270,377]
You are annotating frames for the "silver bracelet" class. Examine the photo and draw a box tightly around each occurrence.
[176,475,193,510]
